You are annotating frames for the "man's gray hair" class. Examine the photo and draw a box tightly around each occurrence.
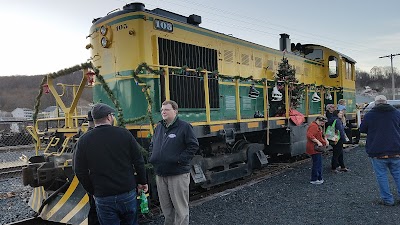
[375,95,387,105]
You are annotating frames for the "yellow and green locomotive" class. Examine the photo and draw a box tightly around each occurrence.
[22,2,357,224]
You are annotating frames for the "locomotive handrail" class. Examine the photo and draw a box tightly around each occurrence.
[43,137,71,157]
[43,137,60,153]
[36,115,86,122]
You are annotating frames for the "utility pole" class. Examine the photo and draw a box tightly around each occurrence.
[379,53,400,100]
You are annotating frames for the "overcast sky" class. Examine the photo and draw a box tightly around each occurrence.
[1,0,399,76]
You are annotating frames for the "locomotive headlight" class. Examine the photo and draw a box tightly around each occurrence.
[100,26,107,36]
[101,37,109,48]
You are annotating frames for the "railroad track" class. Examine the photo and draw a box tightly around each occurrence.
[0,165,24,179]
[0,145,35,152]
[0,152,30,179]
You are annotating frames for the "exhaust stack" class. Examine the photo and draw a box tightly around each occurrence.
[279,33,291,52]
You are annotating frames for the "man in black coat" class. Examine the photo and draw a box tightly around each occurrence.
[149,100,199,225]
[74,103,148,225]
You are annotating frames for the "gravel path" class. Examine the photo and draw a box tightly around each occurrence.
[2,147,400,225]
[0,177,35,225]
[147,147,400,225]
[0,149,40,225]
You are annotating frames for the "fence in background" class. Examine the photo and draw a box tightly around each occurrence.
[0,120,34,148]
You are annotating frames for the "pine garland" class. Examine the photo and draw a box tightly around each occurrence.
[33,62,93,124]
[131,63,165,130]
[32,76,47,123]
[95,72,126,126]
[32,62,164,132]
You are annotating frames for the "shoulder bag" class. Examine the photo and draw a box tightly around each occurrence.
[325,119,340,142]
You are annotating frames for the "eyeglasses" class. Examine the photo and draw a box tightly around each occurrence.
[161,108,173,112]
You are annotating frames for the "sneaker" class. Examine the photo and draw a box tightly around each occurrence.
[340,168,350,172]
[318,179,324,184]
[310,180,322,185]
[377,200,395,206]
[331,169,340,173]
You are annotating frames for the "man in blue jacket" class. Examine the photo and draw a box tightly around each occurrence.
[149,100,199,225]
[360,95,400,206]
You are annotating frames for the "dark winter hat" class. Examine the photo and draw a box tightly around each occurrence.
[91,103,115,120]
[87,110,93,122]
[315,115,328,122]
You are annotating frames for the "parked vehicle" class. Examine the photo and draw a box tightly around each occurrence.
[360,100,400,120]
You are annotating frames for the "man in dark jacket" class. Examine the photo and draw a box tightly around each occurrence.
[149,100,199,225]
[73,103,148,225]
[360,95,400,206]
[84,111,99,225]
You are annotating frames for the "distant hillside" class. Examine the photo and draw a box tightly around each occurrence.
[0,71,93,112]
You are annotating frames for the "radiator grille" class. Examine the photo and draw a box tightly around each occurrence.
[169,73,219,109]
[158,38,218,71]
[157,38,219,109]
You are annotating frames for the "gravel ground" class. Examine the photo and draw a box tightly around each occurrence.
[2,147,400,225]
[0,149,38,225]
[0,177,35,225]
[147,147,400,225]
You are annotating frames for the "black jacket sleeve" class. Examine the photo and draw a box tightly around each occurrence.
[73,141,94,195]
[130,136,147,185]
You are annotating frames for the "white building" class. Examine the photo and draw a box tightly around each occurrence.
[0,110,13,121]
[41,106,64,119]
[11,108,33,120]
[39,105,91,119]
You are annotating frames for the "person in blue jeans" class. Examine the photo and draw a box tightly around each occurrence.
[74,103,148,224]
[360,95,400,206]
[306,116,328,184]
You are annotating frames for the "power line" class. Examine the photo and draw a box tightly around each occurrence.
[142,1,400,71]
[151,0,391,54]
[379,53,400,100]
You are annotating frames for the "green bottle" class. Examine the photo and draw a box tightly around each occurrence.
[140,190,149,214]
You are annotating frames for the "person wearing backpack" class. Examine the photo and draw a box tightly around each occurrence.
[327,110,350,173]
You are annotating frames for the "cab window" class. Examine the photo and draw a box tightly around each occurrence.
[305,49,323,60]
[346,61,352,80]
[329,56,338,78]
